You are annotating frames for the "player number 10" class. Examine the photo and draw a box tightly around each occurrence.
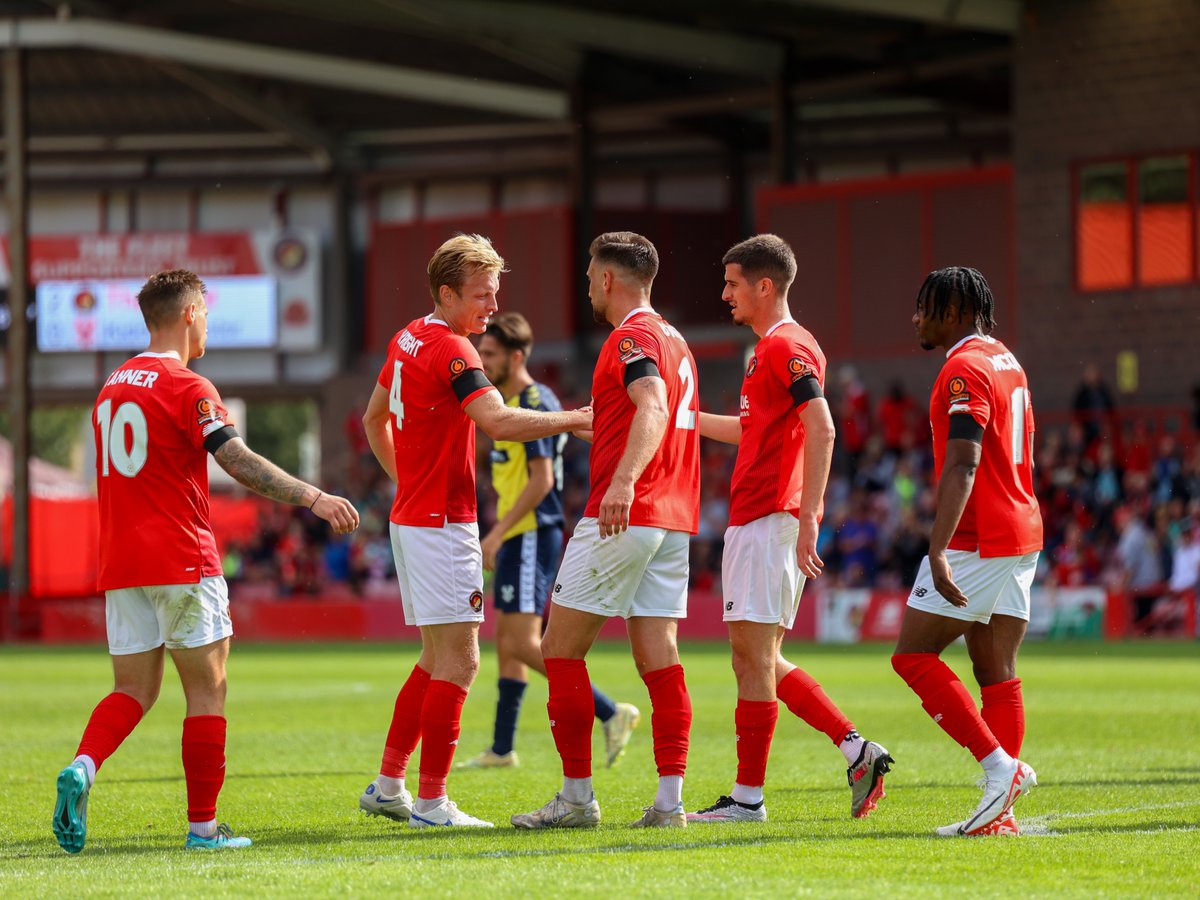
[96,398,149,477]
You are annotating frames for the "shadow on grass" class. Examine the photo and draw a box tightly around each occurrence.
[770,774,1200,797]
[103,770,365,785]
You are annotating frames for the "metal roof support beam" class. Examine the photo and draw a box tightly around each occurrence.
[0,17,568,119]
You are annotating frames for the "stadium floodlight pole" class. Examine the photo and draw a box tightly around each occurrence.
[4,44,30,641]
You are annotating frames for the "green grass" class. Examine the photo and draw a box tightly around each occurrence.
[2,640,1198,897]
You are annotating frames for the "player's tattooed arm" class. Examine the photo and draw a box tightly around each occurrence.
[213,438,361,534]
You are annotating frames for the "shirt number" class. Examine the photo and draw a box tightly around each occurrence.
[675,357,697,430]
[1011,386,1027,465]
[96,398,149,477]
[389,361,405,430]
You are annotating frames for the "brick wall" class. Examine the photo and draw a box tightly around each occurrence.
[1015,0,1200,411]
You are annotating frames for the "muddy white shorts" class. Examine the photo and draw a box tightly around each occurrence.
[906,549,1040,624]
[105,575,232,655]
[551,518,689,619]
[390,520,485,626]
[722,512,807,628]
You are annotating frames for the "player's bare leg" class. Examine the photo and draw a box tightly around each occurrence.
[511,605,606,829]
[893,609,1035,836]
[169,638,250,849]
[53,648,162,853]
[627,617,690,828]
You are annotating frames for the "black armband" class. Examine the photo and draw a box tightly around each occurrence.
[623,357,660,387]
[789,374,823,408]
[452,368,493,404]
[948,413,984,443]
[203,425,240,455]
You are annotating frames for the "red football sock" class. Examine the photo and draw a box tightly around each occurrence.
[642,664,692,777]
[734,699,779,789]
[981,678,1025,758]
[380,664,431,779]
[892,653,1000,761]
[416,680,468,800]
[182,715,227,823]
[75,691,144,773]
[776,668,854,745]
[545,657,595,778]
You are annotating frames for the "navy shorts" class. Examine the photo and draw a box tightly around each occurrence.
[494,526,563,615]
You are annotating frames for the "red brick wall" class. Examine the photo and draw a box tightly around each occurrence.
[1015,0,1200,409]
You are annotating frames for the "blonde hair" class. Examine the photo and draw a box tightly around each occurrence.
[427,234,507,300]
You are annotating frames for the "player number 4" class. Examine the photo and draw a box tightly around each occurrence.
[675,357,697,430]
[389,361,405,430]
[96,398,149,477]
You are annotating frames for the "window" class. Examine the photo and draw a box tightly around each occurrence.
[1075,152,1198,291]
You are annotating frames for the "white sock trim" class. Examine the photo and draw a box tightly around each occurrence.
[73,754,97,787]
[731,783,763,805]
[655,775,683,811]
[562,777,593,805]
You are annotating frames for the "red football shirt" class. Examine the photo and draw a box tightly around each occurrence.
[584,308,700,533]
[378,315,494,527]
[93,352,230,591]
[729,320,827,526]
[931,335,1043,557]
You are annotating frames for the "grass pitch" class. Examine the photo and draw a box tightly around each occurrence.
[1,640,1197,897]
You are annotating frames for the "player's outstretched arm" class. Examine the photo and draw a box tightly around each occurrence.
[698,411,740,444]
[214,437,361,535]
[362,382,398,483]
[795,397,835,578]
[598,375,669,538]
[927,429,982,607]
[465,389,592,442]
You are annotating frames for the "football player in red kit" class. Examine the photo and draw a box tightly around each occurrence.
[53,269,360,854]
[357,235,590,829]
[512,232,700,830]
[891,266,1042,837]
[689,235,893,824]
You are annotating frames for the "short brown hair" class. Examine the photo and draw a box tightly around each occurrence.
[427,233,507,300]
[722,234,797,293]
[484,311,533,357]
[589,231,658,285]
[137,269,206,329]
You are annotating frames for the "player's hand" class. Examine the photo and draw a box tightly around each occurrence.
[598,478,634,539]
[929,551,968,607]
[572,427,594,443]
[312,493,360,535]
[481,527,503,571]
[574,406,593,433]
[795,512,824,579]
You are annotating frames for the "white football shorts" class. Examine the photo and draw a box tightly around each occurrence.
[551,517,689,619]
[390,520,485,626]
[722,512,807,628]
[906,549,1040,624]
[105,575,232,655]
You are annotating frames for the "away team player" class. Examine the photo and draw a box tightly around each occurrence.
[459,312,639,772]
[53,269,360,854]
[358,235,590,828]
[691,235,893,824]
[891,266,1042,837]
[512,232,700,830]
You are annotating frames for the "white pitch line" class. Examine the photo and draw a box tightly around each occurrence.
[1022,799,1200,826]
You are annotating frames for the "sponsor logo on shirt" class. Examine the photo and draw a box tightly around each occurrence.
[617,336,646,365]
[947,376,971,405]
[739,394,750,417]
[449,357,468,377]
[196,398,223,426]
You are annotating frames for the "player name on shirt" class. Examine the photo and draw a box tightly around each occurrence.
[987,351,1022,372]
[104,368,161,389]
[397,328,425,357]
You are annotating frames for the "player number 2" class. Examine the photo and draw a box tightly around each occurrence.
[389,361,405,430]
[675,358,697,430]
[1010,386,1026,465]
[96,398,149,477]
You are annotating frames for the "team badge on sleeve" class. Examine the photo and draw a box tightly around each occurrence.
[468,590,484,612]
[947,376,970,403]
[787,357,813,382]
[449,357,468,377]
[617,336,646,364]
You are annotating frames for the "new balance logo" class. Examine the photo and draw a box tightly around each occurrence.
[912,586,928,598]
[934,713,944,723]
[725,602,734,611]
